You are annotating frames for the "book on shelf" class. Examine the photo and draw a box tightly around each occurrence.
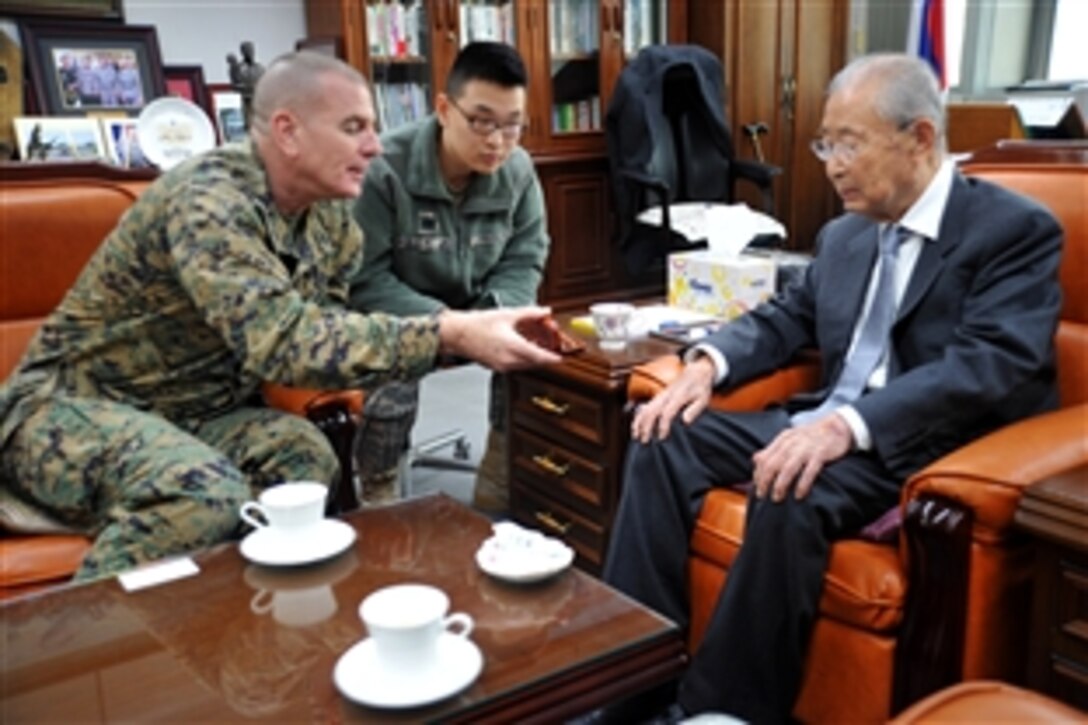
[367,0,425,58]
[375,82,429,131]
[460,1,516,47]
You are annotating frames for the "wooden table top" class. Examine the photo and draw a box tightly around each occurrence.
[1,493,684,723]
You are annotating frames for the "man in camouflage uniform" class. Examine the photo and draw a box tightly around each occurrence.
[0,52,560,581]
[351,42,549,510]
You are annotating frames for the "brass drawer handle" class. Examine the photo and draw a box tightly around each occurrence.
[535,510,572,534]
[531,395,569,416]
[532,454,570,477]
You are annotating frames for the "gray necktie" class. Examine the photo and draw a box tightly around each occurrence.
[792,224,906,426]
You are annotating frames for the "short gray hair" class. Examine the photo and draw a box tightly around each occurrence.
[829,53,945,139]
[250,51,367,134]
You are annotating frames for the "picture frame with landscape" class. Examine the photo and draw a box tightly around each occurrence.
[207,83,246,144]
[20,19,165,116]
[13,115,107,161]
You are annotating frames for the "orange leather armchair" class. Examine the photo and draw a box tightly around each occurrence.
[0,166,363,599]
[889,681,1085,724]
[627,147,1088,723]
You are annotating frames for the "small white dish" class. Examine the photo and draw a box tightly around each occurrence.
[136,96,216,170]
[334,632,483,709]
[475,523,575,584]
[239,518,356,567]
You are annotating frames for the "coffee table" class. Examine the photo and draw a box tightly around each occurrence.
[1,493,685,722]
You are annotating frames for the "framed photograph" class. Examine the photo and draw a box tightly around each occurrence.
[13,115,107,161]
[0,0,124,20]
[99,116,151,168]
[207,83,246,144]
[163,64,213,127]
[20,19,165,116]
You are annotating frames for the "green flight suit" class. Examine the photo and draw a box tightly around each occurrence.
[0,141,439,580]
[350,116,549,507]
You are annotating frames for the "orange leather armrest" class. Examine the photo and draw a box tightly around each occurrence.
[889,680,1086,723]
[0,535,90,589]
[903,403,1088,538]
[261,383,365,418]
[628,353,820,413]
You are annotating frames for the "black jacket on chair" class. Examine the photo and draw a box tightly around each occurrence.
[606,44,778,274]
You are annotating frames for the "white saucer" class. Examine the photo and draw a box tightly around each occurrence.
[239,519,356,567]
[334,633,483,709]
[136,96,216,170]
[475,532,575,584]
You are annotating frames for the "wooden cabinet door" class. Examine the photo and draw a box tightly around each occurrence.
[689,0,845,252]
[535,155,614,306]
[519,0,686,156]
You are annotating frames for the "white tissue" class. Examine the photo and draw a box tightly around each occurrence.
[637,202,787,257]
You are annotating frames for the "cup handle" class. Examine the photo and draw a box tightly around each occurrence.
[443,612,474,639]
[250,589,274,615]
[239,501,267,529]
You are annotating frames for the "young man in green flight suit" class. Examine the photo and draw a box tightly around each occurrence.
[350,42,549,511]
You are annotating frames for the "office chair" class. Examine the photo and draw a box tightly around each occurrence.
[606,45,781,275]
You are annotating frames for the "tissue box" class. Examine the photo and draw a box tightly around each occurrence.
[667,250,776,320]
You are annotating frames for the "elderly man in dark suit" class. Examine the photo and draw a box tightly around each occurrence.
[602,53,1063,723]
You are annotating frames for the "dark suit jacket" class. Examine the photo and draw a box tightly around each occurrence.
[706,171,1064,478]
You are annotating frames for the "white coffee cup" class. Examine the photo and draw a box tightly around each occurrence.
[239,481,327,534]
[589,302,636,350]
[251,584,338,628]
[360,584,473,674]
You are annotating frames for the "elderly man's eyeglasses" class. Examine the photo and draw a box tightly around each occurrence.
[810,121,916,164]
[449,98,525,140]
[810,137,863,164]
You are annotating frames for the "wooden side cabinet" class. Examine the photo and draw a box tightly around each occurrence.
[1014,464,1088,711]
[507,309,675,573]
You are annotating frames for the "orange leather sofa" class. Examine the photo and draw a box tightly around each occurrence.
[889,681,1085,724]
[627,144,1088,723]
[0,164,360,599]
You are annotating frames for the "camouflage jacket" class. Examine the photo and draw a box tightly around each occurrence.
[0,141,440,445]
[349,115,549,316]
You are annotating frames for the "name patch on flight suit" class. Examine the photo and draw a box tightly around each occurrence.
[417,210,438,234]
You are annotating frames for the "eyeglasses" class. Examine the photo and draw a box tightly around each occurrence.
[448,98,525,140]
[810,121,916,164]
[809,137,863,164]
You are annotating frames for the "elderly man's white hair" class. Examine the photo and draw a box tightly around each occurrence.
[829,53,946,143]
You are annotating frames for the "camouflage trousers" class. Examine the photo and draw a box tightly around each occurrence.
[1,395,339,581]
[356,372,507,506]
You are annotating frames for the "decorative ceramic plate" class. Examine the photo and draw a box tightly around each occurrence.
[136,96,216,170]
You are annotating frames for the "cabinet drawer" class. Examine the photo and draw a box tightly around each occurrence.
[1051,556,1088,667]
[511,427,609,514]
[511,375,607,448]
[511,482,607,573]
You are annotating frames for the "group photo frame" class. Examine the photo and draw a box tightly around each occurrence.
[19,19,165,116]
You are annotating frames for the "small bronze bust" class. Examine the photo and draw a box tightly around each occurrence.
[228,41,264,130]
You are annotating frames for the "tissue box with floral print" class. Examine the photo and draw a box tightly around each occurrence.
[667,250,776,320]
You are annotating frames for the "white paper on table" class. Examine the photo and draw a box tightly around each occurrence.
[627,304,719,339]
[636,202,787,257]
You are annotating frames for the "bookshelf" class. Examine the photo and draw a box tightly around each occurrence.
[304,0,688,307]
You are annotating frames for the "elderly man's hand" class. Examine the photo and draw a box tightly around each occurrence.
[752,413,854,502]
[438,307,563,372]
[631,355,716,443]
